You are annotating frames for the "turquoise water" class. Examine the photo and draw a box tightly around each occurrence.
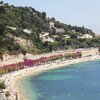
[18,60,100,100]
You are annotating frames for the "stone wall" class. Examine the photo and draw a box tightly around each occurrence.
[81,48,99,57]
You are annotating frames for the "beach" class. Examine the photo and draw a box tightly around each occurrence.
[0,1,100,100]
[0,54,100,100]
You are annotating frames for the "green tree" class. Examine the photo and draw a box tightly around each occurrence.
[0,1,3,5]
[5,91,10,100]
[0,69,5,76]
[0,81,6,92]
[0,6,5,13]
[42,12,46,19]
[0,23,5,35]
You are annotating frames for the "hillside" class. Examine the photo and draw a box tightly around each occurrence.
[0,1,100,54]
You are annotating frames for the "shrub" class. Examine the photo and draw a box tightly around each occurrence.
[0,81,6,90]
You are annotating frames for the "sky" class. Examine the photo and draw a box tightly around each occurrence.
[3,0,100,34]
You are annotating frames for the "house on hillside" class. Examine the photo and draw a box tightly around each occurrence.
[39,32,54,42]
[23,29,32,34]
[55,27,65,33]
[43,37,54,43]
[62,35,70,39]
[78,34,93,39]
[49,21,55,29]
[7,26,17,31]
[71,29,76,33]
[39,32,49,38]
[52,35,59,40]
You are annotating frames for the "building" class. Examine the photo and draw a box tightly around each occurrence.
[78,34,93,39]
[39,32,49,38]
[7,26,16,31]
[42,37,54,43]
[23,29,32,34]
[39,32,54,42]
[49,21,55,29]
[55,27,65,33]
[52,35,59,40]
[77,48,99,57]
[71,29,76,33]
[62,35,70,39]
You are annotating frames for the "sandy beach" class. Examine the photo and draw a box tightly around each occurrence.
[0,54,100,100]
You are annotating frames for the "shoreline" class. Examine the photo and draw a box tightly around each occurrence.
[1,55,100,100]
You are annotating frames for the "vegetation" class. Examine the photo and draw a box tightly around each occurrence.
[0,1,99,54]
[0,51,82,74]
[0,69,5,76]
[0,23,5,35]
[0,81,6,90]
[5,91,10,100]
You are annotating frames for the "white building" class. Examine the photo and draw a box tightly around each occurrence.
[55,28,65,33]
[78,34,93,39]
[23,29,32,34]
[71,29,76,33]
[39,32,54,42]
[39,32,49,38]
[49,21,55,29]
[7,26,17,31]
[63,35,70,39]
[42,37,54,43]
[52,35,59,40]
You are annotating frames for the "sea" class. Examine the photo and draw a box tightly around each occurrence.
[17,60,100,100]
